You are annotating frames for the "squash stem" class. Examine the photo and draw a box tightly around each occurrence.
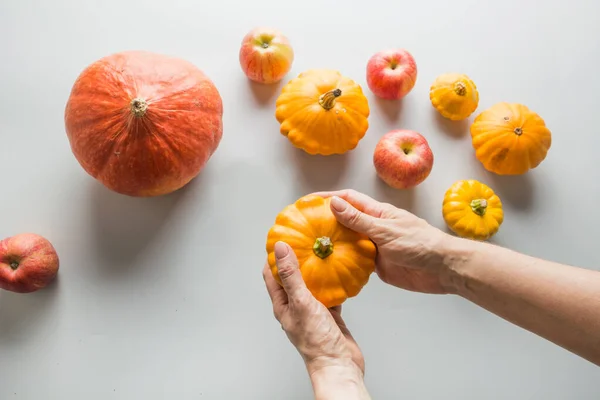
[470,199,488,216]
[454,81,467,96]
[130,98,148,117]
[313,236,334,259]
[319,89,342,110]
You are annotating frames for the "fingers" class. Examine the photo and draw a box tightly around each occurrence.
[330,305,342,313]
[314,189,387,218]
[330,196,378,235]
[329,306,354,340]
[274,241,307,300]
[263,263,287,308]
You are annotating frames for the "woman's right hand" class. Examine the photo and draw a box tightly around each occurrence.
[317,190,457,294]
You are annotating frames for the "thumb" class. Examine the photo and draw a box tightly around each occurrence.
[330,196,377,235]
[274,241,306,299]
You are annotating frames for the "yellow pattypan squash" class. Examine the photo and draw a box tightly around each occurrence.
[442,180,503,241]
[430,73,479,121]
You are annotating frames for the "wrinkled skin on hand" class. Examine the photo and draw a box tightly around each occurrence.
[316,190,452,294]
[263,242,364,375]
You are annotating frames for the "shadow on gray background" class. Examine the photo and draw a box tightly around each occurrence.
[374,97,405,123]
[89,176,200,275]
[432,108,470,139]
[291,147,350,195]
[488,172,536,211]
[247,79,285,106]
[0,277,60,344]
[373,177,416,213]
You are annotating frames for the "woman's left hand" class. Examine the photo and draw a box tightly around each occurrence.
[263,241,364,377]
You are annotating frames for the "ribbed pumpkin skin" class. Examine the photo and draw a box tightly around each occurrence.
[430,73,479,121]
[470,103,551,175]
[275,69,370,155]
[442,180,504,241]
[65,51,223,197]
[266,195,377,308]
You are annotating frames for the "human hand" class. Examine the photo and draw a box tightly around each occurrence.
[316,190,455,294]
[263,241,369,399]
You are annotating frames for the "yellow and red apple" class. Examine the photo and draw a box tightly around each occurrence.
[239,28,294,84]
[0,233,59,293]
[373,130,433,189]
[366,49,417,100]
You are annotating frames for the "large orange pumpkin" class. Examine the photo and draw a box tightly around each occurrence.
[65,51,223,197]
[266,195,377,308]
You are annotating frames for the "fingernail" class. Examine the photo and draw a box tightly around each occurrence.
[331,196,347,212]
[274,241,289,259]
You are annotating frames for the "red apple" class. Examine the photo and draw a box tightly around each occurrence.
[0,233,59,293]
[366,49,417,100]
[239,28,294,84]
[374,130,433,189]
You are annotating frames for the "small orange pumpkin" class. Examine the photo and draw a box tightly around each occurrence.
[470,103,552,175]
[275,69,370,155]
[266,195,376,308]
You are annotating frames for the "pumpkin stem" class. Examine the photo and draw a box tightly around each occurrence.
[454,81,467,96]
[470,199,488,216]
[130,98,148,117]
[313,236,334,259]
[319,89,342,110]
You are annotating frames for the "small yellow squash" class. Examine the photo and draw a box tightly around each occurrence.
[442,180,503,241]
[275,69,370,155]
[430,73,479,120]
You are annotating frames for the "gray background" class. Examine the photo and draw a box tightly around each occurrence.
[1,0,598,398]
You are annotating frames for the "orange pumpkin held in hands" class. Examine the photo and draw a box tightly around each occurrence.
[470,103,551,175]
[266,195,377,308]
[65,51,223,197]
[275,69,370,155]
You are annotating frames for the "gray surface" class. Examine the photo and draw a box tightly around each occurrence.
[1,0,599,398]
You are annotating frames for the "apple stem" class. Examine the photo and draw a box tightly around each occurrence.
[313,236,334,259]
[470,199,488,216]
[130,98,148,117]
[9,261,18,270]
[318,89,342,110]
[454,81,467,96]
